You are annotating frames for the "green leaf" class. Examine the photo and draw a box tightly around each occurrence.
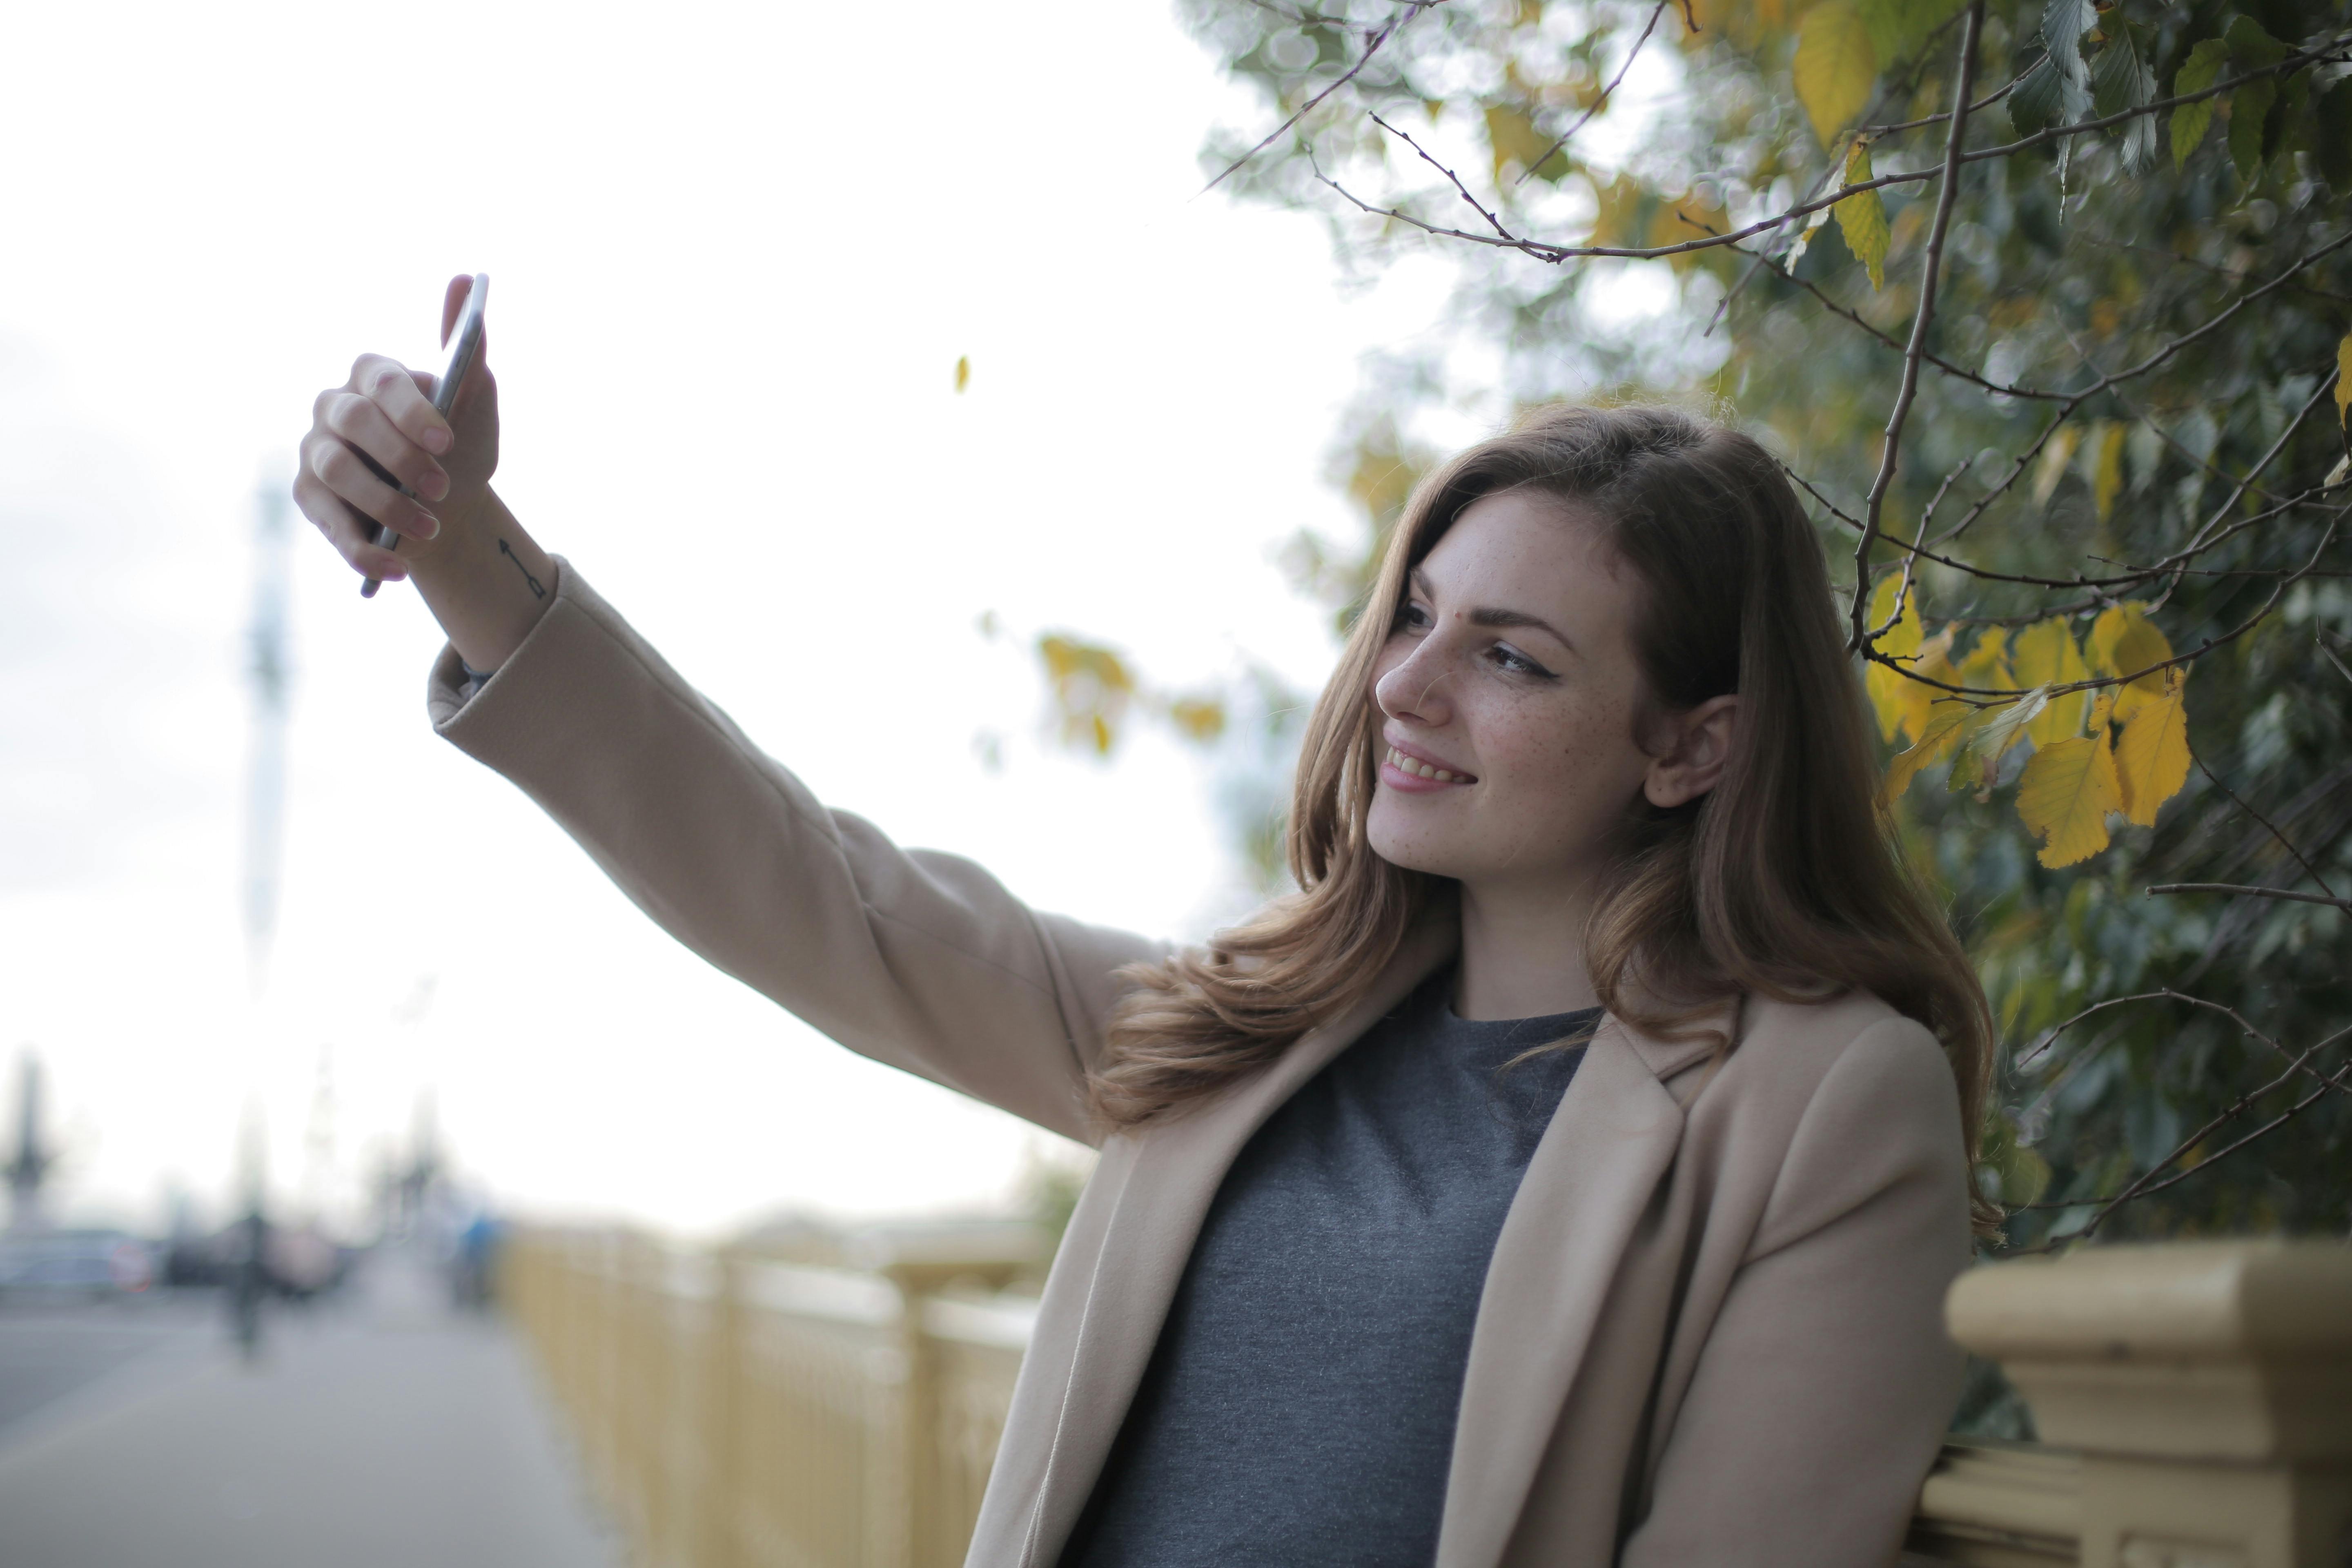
[2011,0,2095,136]
[1793,2,1878,148]
[2337,332,2352,429]
[1835,142,1890,289]
[1856,0,1963,67]
[2230,76,2277,184]
[2221,15,2287,69]
[2316,77,2352,189]
[2089,19,2155,174]
[2170,38,2229,169]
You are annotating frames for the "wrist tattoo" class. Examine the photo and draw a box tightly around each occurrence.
[498,539,548,599]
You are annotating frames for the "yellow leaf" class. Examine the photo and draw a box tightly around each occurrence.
[1862,573,1923,741]
[2016,732,2124,868]
[2032,425,2080,506]
[1793,1,1877,147]
[2338,332,2352,428]
[2088,601,2176,721]
[1967,686,2050,784]
[1956,625,2015,693]
[2083,420,2126,523]
[1884,702,1972,802]
[1587,173,1648,248]
[2113,676,2191,826]
[954,355,971,393]
[1165,697,1228,746]
[1486,102,1568,183]
[1834,142,1890,289]
[2011,617,2091,746]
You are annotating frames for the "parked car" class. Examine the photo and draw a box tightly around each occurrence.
[0,1229,156,1301]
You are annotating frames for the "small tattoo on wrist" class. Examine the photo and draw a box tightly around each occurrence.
[498,539,547,599]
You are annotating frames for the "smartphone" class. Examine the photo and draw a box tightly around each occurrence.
[361,272,490,599]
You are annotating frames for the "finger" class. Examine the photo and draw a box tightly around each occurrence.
[317,390,449,502]
[292,468,408,580]
[348,352,454,457]
[439,274,474,346]
[305,428,441,543]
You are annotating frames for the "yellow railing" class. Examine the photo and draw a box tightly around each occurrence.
[506,1232,2352,1568]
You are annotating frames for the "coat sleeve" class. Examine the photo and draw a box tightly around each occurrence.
[1619,1018,1972,1568]
[427,558,1170,1145]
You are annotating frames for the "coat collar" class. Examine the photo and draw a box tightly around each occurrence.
[1020,904,1731,1567]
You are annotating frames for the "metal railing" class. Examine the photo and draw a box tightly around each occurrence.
[506,1231,2352,1568]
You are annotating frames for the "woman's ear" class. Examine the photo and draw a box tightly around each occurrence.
[1644,695,1740,808]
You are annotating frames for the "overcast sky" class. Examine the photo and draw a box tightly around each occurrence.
[0,0,1508,1239]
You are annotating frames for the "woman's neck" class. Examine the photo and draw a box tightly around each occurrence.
[1453,875,1603,1021]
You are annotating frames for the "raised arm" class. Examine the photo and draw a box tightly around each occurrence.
[292,277,1164,1143]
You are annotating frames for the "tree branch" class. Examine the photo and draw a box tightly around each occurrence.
[1851,0,1981,653]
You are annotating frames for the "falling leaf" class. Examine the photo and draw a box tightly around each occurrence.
[955,356,971,393]
[1835,141,1890,289]
[1793,1,1877,147]
[2011,617,2091,746]
[2017,731,2124,867]
[2113,674,2190,826]
[2170,38,2230,168]
[2338,332,2352,428]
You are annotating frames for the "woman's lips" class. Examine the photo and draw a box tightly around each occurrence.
[1380,744,1477,791]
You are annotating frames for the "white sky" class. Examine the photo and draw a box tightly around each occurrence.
[0,0,1466,1239]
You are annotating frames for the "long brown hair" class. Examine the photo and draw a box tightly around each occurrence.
[1089,404,1993,1222]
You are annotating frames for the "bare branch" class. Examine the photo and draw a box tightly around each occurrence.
[2191,757,2341,901]
[2146,882,2352,911]
[1370,112,1519,241]
[1205,2,1430,195]
[1850,1,1982,654]
[1513,0,1673,187]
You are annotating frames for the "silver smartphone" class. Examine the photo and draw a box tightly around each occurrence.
[361,272,489,599]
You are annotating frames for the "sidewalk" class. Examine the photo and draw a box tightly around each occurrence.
[0,1248,621,1568]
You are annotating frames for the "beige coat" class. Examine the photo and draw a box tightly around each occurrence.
[431,562,1973,1568]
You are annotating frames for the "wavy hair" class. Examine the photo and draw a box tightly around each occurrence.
[1088,404,1993,1228]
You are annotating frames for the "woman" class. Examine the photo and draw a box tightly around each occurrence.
[297,278,1988,1567]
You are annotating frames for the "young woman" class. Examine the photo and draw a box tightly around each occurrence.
[296,278,1989,1568]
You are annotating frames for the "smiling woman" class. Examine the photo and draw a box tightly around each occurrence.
[296,321,1987,1565]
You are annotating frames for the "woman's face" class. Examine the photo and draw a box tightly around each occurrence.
[1365,488,1666,898]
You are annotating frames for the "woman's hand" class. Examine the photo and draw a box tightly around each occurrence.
[294,275,501,584]
[292,275,557,673]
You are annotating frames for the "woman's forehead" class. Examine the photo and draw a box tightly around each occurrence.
[1422,490,1625,594]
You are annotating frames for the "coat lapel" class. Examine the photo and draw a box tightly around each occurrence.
[1017,912,1461,1565]
[1434,1012,1697,1568]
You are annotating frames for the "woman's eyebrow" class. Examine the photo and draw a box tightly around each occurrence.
[1410,569,1575,652]
[1468,606,1575,650]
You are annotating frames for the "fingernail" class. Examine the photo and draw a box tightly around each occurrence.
[419,470,449,501]
[414,514,441,541]
[421,426,452,454]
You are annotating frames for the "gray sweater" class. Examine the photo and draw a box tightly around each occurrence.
[1061,968,1596,1567]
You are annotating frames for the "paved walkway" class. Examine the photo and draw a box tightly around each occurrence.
[0,1249,621,1568]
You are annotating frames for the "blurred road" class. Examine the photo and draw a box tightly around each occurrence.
[0,1248,621,1568]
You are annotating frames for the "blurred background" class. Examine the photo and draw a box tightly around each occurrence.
[6,0,2347,1561]
[0,2,1472,1558]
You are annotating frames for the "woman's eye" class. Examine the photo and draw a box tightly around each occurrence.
[1490,645,1553,678]
[1399,601,1433,630]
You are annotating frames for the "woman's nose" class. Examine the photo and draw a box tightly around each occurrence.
[1374,639,1454,726]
